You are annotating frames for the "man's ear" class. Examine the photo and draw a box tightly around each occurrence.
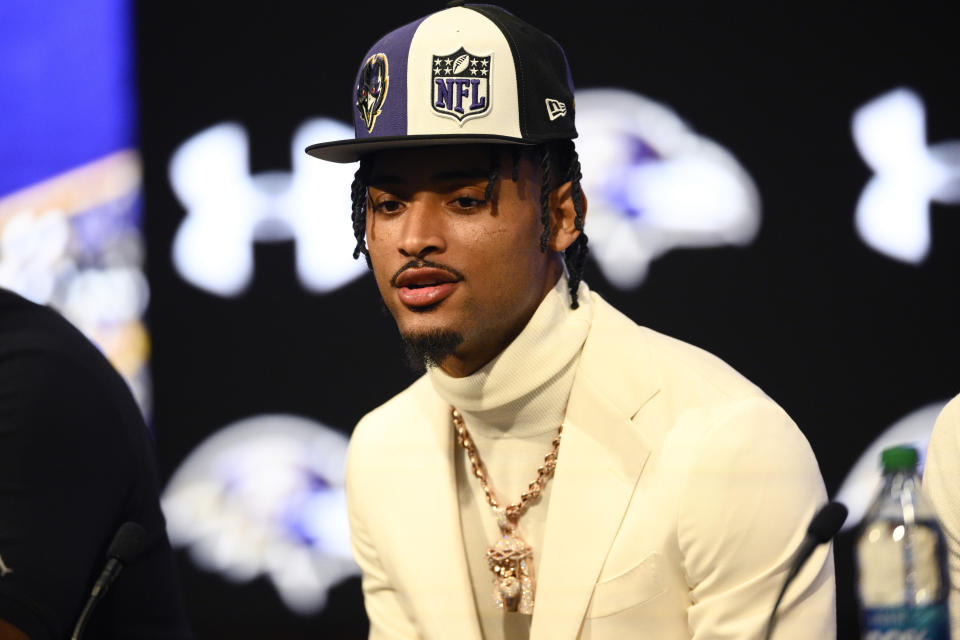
[547,181,587,252]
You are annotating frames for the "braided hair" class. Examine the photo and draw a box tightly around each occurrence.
[349,140,589,308]
[349,158,372,267]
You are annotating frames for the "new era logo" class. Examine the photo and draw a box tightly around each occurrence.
[0,553,13,578]
[546,98,567,121]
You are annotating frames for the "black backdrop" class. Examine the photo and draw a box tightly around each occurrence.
[139,2,960,637]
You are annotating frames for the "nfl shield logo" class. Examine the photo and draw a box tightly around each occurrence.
[431,48,491,125]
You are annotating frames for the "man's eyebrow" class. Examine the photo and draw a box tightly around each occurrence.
[368,168,490,186]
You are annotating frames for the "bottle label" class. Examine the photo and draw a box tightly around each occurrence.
[862,604,950,639]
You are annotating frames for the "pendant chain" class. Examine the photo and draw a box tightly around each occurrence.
[451,407,562,523]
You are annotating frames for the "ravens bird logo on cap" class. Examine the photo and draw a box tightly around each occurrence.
[356,53,389,133]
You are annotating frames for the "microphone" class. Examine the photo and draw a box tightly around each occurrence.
[70,521,149,640]
[763,501,847,640]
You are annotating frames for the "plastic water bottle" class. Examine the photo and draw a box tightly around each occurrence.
[856,445,952,639]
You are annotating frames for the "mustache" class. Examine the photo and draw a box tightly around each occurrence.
[389,259,465,287]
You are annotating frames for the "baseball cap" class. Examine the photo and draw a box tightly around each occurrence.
[305,2,577,163]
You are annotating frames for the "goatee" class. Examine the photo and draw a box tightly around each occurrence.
[401,330,464,373]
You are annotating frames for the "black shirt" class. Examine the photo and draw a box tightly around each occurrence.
[0,289,192,639]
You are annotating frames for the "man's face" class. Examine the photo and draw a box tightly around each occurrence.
[365,144,562,377]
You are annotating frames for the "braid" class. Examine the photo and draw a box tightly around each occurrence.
[563,143,589,309]
[484,150,500,202]
[537,145,552,252]
[529,140,590,309]
[350,158,372,267]
[511,147,521,182]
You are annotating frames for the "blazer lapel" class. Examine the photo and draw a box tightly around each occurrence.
[529,299,657,640]
[401,386,483,640]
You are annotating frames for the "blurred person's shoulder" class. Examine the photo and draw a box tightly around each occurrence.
[0,287,136,395]
[0,286,147,447]
[0,287,103,361]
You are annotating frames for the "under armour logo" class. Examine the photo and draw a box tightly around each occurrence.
[169,118,366,297]
[852,87,960,264]
[0,553,13,577]
[545,98,567,121]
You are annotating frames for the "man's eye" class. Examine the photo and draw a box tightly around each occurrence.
[451,196,484,209]
[374,200,403,213]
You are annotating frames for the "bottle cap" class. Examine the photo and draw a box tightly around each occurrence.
[881,445,918,471]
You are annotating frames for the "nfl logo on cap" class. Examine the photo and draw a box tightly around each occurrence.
[432,48,491,124]
[306,3,578,163]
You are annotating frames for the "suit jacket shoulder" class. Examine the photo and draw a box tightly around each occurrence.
[581,292,778,424]
[566,293,834,639]
[350,375,440,447]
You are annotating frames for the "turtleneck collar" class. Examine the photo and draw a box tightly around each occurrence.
[429,275,594,438]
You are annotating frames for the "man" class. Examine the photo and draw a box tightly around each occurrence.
[0,288,192,639]
[923,393,960,638]
[307,3,835,638]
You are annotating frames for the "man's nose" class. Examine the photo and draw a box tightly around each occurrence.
[398,203,446,258]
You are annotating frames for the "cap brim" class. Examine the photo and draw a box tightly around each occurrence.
[305,133,538,163]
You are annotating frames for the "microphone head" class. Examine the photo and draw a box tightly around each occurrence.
[807,502,848,544]
[106,521,149,565]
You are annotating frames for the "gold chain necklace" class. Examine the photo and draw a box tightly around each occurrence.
[452,407,562,614]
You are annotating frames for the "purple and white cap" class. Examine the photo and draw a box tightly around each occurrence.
[305,2,577,163]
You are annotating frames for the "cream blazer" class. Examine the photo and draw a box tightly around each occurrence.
[922,393,960,638]
[345,293,836,639]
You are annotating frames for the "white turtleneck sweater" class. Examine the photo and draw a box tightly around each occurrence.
[428,275,594,640]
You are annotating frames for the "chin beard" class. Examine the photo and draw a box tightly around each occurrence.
[401,330,464,373]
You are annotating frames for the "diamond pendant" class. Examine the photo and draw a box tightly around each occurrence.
[485,515,535,614]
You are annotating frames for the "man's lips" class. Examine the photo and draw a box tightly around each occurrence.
[392,266,462,308]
